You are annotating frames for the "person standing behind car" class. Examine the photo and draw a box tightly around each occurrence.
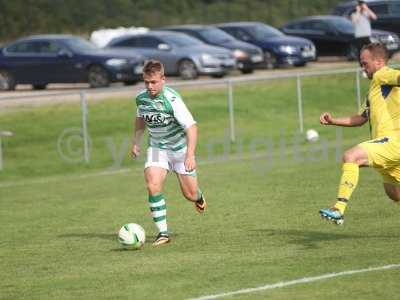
[351,0,377,58]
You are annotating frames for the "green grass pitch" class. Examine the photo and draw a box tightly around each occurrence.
[2,74,400,299]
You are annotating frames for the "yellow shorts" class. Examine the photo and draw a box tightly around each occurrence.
[358,136,400,185]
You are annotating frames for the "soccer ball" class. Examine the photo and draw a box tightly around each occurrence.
[306,129,319,142]
[118,223,146,249]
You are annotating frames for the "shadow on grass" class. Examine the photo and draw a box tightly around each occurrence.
[58,233,116,241]
[252,228,399,249]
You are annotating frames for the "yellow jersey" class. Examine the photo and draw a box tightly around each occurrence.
[362,66,400,139]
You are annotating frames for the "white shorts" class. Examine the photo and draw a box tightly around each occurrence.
[144,147,196,176]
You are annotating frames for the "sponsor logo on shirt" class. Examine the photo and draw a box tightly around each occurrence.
[143,114,166,124]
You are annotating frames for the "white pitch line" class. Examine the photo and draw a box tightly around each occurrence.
[188,264,400,300]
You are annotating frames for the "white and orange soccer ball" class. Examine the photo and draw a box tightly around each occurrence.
[118,223,146,249]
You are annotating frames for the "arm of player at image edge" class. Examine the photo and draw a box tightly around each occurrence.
[131,116,145,158]
[320,112,368,127]
[185,124,198,172]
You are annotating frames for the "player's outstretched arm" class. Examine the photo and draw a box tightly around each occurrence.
[320,112,368,127]
[184,124,197,172]
[131,117,145,158]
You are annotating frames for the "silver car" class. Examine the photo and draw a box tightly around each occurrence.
[106,31,236,80]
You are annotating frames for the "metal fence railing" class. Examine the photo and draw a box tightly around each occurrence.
[0,66,364,171]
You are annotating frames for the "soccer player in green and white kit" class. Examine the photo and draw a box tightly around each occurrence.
[131,60,207,246]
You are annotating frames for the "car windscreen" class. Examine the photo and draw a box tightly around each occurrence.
[251,23,284,39]
[198,28,235,43]
[161,34,204,47]
[330,18,354,34]
[63,38,99,52]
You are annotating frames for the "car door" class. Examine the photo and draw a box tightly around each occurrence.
[3,40,46,83]
[33,40,79,83]
[4,40,75,84]
[134,36,177,74]
[306,20,339,56]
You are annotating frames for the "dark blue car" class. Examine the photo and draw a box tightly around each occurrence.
[216,22,316,68]
[0,34,145,90]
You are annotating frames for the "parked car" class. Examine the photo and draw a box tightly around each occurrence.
[0,34,145,91]
[106,31,236,80]
[280,15,400,60]
[216,22,316,68]
[159,25,264,74]
[331,0,400,37]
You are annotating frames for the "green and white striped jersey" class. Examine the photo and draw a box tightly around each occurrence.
[136,86,196,151]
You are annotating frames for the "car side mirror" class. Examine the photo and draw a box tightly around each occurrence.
[57,49,73,58]
[158,43,171,51]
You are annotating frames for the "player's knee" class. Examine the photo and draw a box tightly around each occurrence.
[384,187,400,202]
[183,189,197,201]
[387,192,400,202]
[146,182,162,195]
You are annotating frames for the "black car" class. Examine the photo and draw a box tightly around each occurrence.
[216,22,316,68]
[0,34,145,91]
[160,25,264,74]
[332,0,400,37]
[280,16,400,60]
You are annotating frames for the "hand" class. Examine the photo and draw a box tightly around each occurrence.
[320,112,334,125]
[361,3,368,11]
[184,155,196,172]
[131,144,141,158]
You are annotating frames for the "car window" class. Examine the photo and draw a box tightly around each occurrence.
[198,28,235,43]
[285,22,304,30]
[6,41,36,53]
[389,2,400,14]
[161,34,204,47]
[330,17,354,34]
[251,23,283,39]
[232,28,253,41]
[35,41,62,54]
[63,37,98,52]
[369,3,388,15]
[138,36,161,48]
[114,37,138,47]
[308,20,330,32]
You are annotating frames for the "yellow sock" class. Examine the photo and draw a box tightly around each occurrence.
[335,163,359,214]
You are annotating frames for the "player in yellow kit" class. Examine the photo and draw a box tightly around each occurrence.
[319,43,400,225]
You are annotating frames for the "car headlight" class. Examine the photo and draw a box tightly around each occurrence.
[106,58,128,67]
[201,53,220,65]
[370,36,379,43]
[279,45,297,54]
[232,49,249,59]
[387,35,395,43]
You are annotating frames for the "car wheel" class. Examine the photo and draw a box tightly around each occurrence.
[211,73,226,78]
[264,51,277,69]
[33,84,47,90]
[241,68,254,74]
[294,62,306,67]
[178,59,198,80]
[346,44,358,61]
[88,65,110,88]
[0,70,16,91]
[123,80,138,86]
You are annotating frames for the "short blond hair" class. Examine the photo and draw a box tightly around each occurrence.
[143,60,165,76]
[361,43,389,62]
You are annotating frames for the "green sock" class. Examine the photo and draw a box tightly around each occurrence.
[149,193,167,234]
